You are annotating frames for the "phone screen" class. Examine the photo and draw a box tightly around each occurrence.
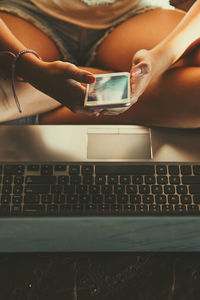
[84,72,130,109]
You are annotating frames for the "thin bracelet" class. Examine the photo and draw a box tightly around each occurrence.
[11,49,41,113]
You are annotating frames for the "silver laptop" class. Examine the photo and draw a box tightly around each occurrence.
[1,124,200,252]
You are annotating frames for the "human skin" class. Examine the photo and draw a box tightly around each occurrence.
[0,1,200,127]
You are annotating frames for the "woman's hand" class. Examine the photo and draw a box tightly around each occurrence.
[26,59,96,114]
[97,49,155,116]
[130,49,155,104]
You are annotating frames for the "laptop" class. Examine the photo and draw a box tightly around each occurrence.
[1,124,200,252]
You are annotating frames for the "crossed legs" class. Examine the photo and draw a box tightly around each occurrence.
[0,8,200,128]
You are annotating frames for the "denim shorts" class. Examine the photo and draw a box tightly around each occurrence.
[0,0,173,124]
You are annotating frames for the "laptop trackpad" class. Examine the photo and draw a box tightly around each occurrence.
[87,130,152,160]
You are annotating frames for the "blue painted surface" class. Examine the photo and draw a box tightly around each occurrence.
[1,216,200,252]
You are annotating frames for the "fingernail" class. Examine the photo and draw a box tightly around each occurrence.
[131,96,137,103]
[131,67,142,77]
[86,75,95,83]
[93,112,100,117]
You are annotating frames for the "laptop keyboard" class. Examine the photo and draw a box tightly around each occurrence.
[1,162,200,217]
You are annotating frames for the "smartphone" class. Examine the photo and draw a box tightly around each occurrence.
[84,72,131,109]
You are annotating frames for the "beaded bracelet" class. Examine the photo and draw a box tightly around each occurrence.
[0,49,41,113]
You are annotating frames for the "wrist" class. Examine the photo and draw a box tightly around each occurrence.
[15,51,44,81]
[149,45,175,76]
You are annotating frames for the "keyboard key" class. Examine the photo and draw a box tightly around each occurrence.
[70,175,81,184]
[175,205,186,214]
[189,185,200,194]
[2,185,12,194]
[193,195,200,204]
[41,165,53,176]
[55,165,66,171]
[24,205,45,214]
[12,195,22,204]
[67,195,78,204]
[41,194,53,204]
[102,185,112,194]
[4,165,24,175]
[136,205,148,213]
[108,175,118,184]
[114,185,125,194]
[145,176,155,184]
[164,185,175,194]
[130,195,141,204]
[155,195,166,204]
[14,175,24,185]
[13,185,23,194]
[169,176,180,185]
[69,165,80,175]
[58,176,69,184]
[24,194,40,204]
[47,205,58,213]
[162,205,173,213]
[193,165,200,175]
[89,185,100,194]
[176,185,187,194]
[132,176,143,184]
[51,185,62,193]
[54,194,65,204]
[77,185,88,194]
[95,175,106,184]
[126,185,137,194]
[182,176,200,184]
[181,195,192,204]
[82,165,93,175]
[12,205,22,214]
[0,205,10,215]
[188,205,199,213]
[1,195,11,204]
[157,176,168,184]
[149,205,161,213]
[64,185,75,194]
[111,204,122,212]
[3,176,13,184]
[92,195,103,204]
[96,165,155,175]
[120,176,131,184]
[181,165,192,175]
[27,165,40,171]
[104,194,116,203]
[143,195,154,204]
[25,185,50,194]
[26,176,56,184]
[168,165,179,175]
[117,195,128,203]
[156,165,167,175]
[83,176,94,185]
[151,185,162,194]
[139,185,150,194]
[168,195,179,204]
[98,204,110,210]
[79,195,90,203]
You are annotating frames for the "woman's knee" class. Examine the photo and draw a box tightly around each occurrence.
[95,8,186,71]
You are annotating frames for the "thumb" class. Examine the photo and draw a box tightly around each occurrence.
[64,63,95,84]
[131,62,151,77]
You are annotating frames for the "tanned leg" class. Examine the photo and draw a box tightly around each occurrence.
[0,12,62,122]
[42,8,200,128]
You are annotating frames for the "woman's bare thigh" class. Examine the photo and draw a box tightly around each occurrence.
[95,8,186,71]
[0,11,61,61]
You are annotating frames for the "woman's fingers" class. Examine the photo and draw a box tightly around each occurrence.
[63,62,95,84]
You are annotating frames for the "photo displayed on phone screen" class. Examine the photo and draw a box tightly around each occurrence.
[85,72,130,108]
